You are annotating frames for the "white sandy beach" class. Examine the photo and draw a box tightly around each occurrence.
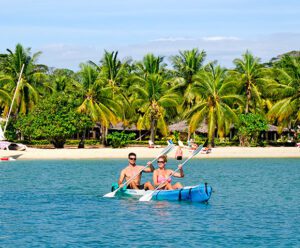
[1,146,300,160]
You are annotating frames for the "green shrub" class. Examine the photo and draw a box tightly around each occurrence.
[237,113,268,146]
[107,132,136,148]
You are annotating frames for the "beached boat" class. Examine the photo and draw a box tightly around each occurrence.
[111,183,212,202]
[0,154,22,161]
[0,157,16,161]
[0,140,27,151]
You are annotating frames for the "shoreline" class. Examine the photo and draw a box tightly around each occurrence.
[1,147,300,160]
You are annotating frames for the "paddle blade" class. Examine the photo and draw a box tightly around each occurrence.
[139,192,153,202]
[160,144,174,155]
[192,145,203,156]
[103,190,117,198]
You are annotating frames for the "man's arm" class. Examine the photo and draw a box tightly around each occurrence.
[118,169,126,187]
[143,161,155,172]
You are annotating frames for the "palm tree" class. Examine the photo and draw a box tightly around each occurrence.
[90,50,129,98]
[47,69,82,96]
[130,73,180,142]
[187,63,243,147]
[0,83,11,114]
[77,63,120,145]
[90,50,138,131]
[0,43,48,115]
[170,48,207,140]
[232,51,271,114]
[135,53,166,76]
[171,49,206,108]
[129,54,180,142]
[268,55,300,129]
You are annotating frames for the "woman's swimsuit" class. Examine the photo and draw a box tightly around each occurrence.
[157,175,172,184]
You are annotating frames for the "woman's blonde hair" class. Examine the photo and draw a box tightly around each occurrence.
[158,155,167,162]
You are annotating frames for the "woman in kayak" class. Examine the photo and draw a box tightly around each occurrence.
[153,155,184,190]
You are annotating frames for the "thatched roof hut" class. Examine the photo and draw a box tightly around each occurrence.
[109,122,139,131]
[268,124,278,132]
[168,121,189,132]
[267,124,292,132]
[168,121,208,133]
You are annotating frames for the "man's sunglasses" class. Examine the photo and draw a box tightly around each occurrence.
[129,157,136,160]
[157,161,165,163]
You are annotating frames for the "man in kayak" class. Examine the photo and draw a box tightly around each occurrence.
[118,152,155,190]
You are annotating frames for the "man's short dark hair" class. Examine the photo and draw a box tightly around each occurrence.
[128,152,136,158]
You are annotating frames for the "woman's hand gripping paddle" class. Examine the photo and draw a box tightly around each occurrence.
[139,144,204,202]
[103,143,175,198]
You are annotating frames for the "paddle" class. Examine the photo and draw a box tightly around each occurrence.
[139,144,204,202]
[103,142,175,198]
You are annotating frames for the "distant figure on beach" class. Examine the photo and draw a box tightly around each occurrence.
[148,140,161,148]
[201,147,212,154]
[153,155,184,190]
[148,140,155,148]
[191,143,198,150]
[175,146,183,160]
[188,138,198,150]
[118,152,154,190]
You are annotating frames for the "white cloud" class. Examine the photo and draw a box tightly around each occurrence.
[37,33,300,71]
[202,36,241,41]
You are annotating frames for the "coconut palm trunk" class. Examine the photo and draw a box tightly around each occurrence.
[101,125,107,145]
[245,83,251,114]
[150,118,157,143]
[208,106,215,147]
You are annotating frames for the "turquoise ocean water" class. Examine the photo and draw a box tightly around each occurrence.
[1,158,299,247]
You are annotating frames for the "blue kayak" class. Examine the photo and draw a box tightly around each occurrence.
[111,183,212,203]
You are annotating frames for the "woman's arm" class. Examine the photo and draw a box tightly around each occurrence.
[172,164,184,178]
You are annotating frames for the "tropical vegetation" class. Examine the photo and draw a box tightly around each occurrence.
[0,44,299,148]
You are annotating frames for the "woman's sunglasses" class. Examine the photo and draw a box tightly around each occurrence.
[157,161,165,163]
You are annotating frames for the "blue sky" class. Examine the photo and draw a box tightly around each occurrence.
[0,0,299,70]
